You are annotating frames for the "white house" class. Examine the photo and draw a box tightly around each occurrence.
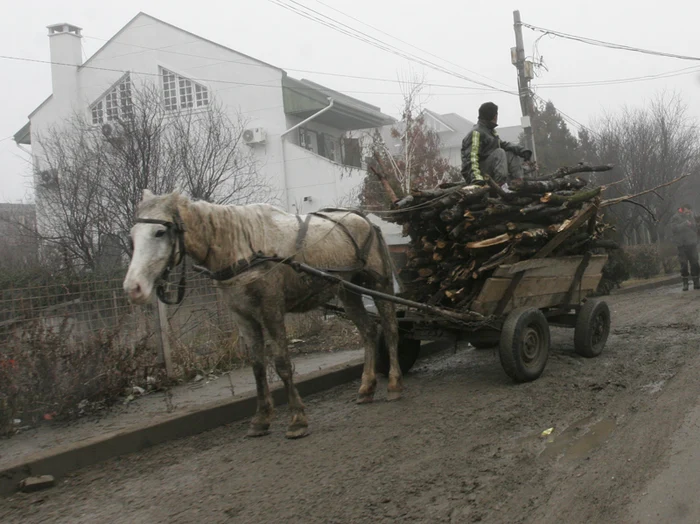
[379,108,523,170]
[13,12,395,221]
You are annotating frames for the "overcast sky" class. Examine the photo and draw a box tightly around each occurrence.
[2,0,700,203]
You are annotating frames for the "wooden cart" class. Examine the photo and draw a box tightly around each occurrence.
[373,252,610,383]
[369,203,613,383]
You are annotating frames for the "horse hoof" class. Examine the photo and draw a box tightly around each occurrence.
[356,394,375,405]
[285,426,310,439]
[386,391,402,402]
[246,425,271,438]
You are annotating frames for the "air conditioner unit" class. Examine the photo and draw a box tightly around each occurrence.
[243,127,266,145]
[38,169,59,188]
[101,122,115,137]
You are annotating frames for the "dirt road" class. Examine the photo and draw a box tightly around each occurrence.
[4,284,700,524]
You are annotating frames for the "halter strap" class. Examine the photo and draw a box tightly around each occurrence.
[134,216,187,305]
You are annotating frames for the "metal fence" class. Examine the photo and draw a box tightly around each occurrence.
[0,262,326,377]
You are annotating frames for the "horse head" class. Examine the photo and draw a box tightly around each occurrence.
[123,189,186,304]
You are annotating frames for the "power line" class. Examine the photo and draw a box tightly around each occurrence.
[0,54,502,98]
[81,34,506,93]
[310,0,512,89]
[82,26,700,95]
[536,65,700,89]
[523,22,700,62]
[532,93,600,140]
[267,0,517,96]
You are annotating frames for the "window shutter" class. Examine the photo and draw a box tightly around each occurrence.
[342,138,362,167]
[317,132,326,157]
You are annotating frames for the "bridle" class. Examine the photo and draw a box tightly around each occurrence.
[133,216,187,305]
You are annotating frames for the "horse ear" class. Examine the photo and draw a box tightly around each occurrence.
[142,189,155,201]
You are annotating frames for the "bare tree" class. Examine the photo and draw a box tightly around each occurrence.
[0,203,39,272]
[587,92,700,244]
[360,77,459,210]
[33,82,272,271]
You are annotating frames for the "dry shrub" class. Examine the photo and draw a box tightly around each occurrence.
[0,318,158,436]
[169,310,353,380]
[658,242,680,274]
[625,244,662,279]
[286,310,324,339]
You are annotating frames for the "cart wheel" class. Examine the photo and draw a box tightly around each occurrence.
[499,307,550,383]
[574,299,611,358]
[376,327,421,376]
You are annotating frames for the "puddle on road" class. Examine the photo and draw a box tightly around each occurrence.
[518,416,617,462]
[562,418,617,460]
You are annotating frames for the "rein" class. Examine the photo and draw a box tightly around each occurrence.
[135,216,187,305]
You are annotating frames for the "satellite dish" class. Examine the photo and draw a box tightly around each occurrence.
[101,123,113,137]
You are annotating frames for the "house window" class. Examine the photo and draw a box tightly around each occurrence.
[160,67,209,111]
[90,73,133,125]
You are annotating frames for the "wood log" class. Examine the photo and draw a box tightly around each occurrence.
[393,195,414,209]
[476,225,509,238]
[440,205,463,223]
[418,268,434,278]
[368,164,400,203]
[487,196,534,207]
[466,233,511,249]
[509,176,587,194]
[540,187,602,205]
[515,229,551,244]
[484,203,524,216]
[507,221,554,233]
[533,163,614,181]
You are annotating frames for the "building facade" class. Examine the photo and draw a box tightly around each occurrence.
[13,13,395,224]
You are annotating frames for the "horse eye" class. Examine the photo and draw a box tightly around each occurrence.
[155,229,166,238]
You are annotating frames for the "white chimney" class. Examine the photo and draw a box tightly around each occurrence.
[46,23,83,106]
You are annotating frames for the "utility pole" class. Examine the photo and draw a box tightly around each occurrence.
[512,10,538,165]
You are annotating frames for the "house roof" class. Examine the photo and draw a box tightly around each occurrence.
[15,12,394,143]
[80,12,284,73]
[283,77,395,131]
[497,125,524,144]
[0,203,35,214]
[13,122,31,145]
[422,109,524,149]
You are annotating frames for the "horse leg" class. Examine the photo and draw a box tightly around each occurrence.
[236,315,274,437]
[371,282,403,401]
[261,306,309,439]
[338,288,378,404]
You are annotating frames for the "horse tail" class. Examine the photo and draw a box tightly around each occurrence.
[372,224,404,295]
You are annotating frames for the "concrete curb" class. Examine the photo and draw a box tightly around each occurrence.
[0,342,447,496]
[612,276,682,296]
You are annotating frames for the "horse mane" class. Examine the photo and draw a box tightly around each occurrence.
[137,191,288,268]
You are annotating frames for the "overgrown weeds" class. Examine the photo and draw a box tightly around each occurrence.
[0,318,159,436]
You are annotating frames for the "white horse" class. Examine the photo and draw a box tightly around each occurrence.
[123,190,403,439]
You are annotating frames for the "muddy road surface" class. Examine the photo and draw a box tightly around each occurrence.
[5,284,700,524]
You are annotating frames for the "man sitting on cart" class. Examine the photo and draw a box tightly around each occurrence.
[461,102,533,187]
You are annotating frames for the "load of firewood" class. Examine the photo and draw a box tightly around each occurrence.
[383,165,619,310]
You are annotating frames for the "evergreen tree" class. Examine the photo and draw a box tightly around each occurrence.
[521,100,582,172]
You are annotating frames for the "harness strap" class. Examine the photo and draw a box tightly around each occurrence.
[199,208,379,283]
[134,215,187,305]
[295,214,314,257]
